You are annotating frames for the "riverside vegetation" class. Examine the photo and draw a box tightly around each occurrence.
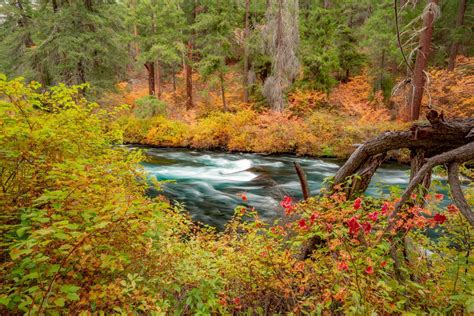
[1,0,473,314]
[0,74,472,314]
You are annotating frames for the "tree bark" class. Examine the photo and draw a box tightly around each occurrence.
[333,112,473,187]
[219,72,227,111]
[408,0,438,121]
[172,67,176,93]
[447,162,474,226]
[243,0,250,103]
[52,0,58,12]
[155,60,161,99]
[145,62,155,96]
[409,149,431,190]
[345,153,386,199]
[294,162,310,200]
[185,40,193,109]
[388,142,474,227]
[447,0,467,71]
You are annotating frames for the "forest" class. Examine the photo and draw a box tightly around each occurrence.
[0,0,473,314]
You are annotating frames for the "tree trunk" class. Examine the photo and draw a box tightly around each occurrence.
[172,67,176,93]
[185,40,193,109]
[447,0,467,71]
[52,0,58,12]
[407,0,438,121]
[145,62,155,96]
[155,60,161,99]
[220,72,227,111]
[84,0,93,11]
[243,0,250,103]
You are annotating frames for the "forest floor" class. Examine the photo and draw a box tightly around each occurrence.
[106,56,473,159]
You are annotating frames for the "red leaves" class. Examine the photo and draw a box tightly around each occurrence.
[298,219,308,230]
[347,217,361,236]
[368,211,379,222]
[361,222,372,234]
[338,261,349,271]
[447,204,458,214]
[433,213,447,225]
[280,196,295,215]
[353,197,362,210]
[309,212,319,225]
[347,216,373,237]
[381,202,389,216]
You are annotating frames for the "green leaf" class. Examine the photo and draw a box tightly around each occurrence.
[60,284,80,294]
[67,293,80,301]
[54,297,65,307]
[16,226,30,237]
[0,296,10,306]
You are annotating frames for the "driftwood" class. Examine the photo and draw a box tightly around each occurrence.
[294,162,310,200]
[332,110,473,228]
[300,110,473,260]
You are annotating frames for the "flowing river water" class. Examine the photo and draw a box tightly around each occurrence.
[132,146,413,229]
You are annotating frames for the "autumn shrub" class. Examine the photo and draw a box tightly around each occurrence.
[118,115,152,143]
[1,76,472,314]
[145,116,189,147]
[190,110,256,150]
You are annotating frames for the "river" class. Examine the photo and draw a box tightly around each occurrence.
[130,146,412,229]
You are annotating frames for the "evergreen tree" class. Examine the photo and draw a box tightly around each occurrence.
[194,0,241,110]
[0,0,129,91]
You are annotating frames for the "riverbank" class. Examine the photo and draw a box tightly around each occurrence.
[119,110,407,159]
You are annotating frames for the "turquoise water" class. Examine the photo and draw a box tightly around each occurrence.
[132,147,414,229]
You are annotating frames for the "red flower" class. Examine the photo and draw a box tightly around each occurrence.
[447,204,458,214]
[380,260,387,268]
[310,212,319,224]
[433,213,447,225]
[411,193,417,200]
[368,211,379,222]
[347,217,361,236]
[240,193,248,202]
[338,261,349,271]
[362,222,372,234]
[353,197,362,210]
[233,297,241,306]
[435,194,444,200]
[365,266,374,274]
[381,202,389,216]
[298,219,308,229]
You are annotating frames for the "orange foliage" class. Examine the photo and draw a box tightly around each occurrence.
[328,73,391,122]
[424,56,474,118]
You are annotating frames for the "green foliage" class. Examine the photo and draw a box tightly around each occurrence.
[0,0,129,91]
[128,0,185,72]
[1,76,472,314]
[134,95,167,118]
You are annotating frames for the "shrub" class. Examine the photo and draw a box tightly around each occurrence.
[145,116,189,147]
[134,95,167,119]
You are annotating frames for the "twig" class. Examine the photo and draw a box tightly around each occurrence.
[394,0,414,74]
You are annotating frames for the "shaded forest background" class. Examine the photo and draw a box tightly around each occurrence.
[0,0,472,124]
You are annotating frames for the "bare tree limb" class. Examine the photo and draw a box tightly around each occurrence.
[448,162,474,227]
[387,142,474,231]
[294,162,310,200]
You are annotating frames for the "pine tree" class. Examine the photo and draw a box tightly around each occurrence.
[0,0,129,91]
